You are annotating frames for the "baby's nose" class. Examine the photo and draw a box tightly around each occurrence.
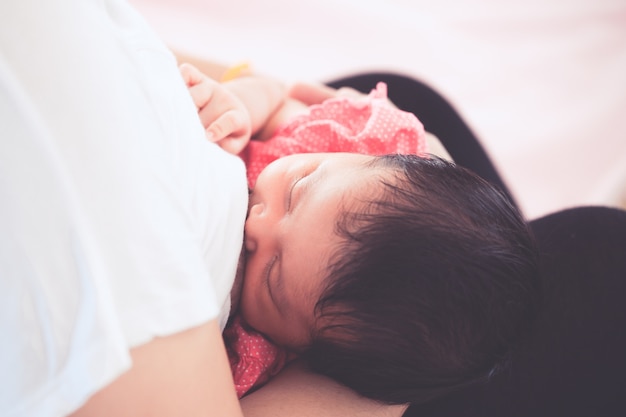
[248,201,264,217]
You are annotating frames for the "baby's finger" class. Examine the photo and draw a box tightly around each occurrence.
[187,81,215,110]
[179,63,204,87]
[206,109,251,143]
[218,136,250,155]
[288,82,339,105]
[335,86,367,99]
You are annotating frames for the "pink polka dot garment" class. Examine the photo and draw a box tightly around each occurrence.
[224,316,289,398]
[227,82,428,398]
[241,82,428,188]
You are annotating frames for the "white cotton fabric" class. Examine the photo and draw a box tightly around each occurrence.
[0,1,248,416]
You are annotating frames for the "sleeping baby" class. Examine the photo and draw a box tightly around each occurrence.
[180,62,541,404]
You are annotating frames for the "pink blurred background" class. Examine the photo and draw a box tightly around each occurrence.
[131,0,626,219]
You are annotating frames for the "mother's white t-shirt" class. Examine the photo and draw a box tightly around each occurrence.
[0,1,248,416]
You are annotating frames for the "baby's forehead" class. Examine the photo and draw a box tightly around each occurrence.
[328,169,399,238]
[341,164,398,204]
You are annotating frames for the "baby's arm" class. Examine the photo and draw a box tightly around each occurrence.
[221,74,292,141]
[180,62,297,154]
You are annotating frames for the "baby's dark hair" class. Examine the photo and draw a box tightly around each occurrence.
[303,154,540,405]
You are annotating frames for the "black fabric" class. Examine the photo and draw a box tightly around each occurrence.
[405,206,626,417]
[328,73,626,417]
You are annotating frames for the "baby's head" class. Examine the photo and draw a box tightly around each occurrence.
[240,152,540,405]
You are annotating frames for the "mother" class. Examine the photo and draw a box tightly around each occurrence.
[0,1,409,416]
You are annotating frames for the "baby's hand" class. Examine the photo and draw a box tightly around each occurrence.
[288,82,366,105]
[288,81,399,109]
[180,63,251,155]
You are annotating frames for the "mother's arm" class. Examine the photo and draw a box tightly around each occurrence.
[241,362,408,417]
[69,320,243,417]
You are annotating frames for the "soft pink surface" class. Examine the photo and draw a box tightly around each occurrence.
[131,0,626,219]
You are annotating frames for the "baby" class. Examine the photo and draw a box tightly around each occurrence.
[180,63,541,404]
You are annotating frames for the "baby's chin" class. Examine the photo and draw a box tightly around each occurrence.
[229,244,246,317]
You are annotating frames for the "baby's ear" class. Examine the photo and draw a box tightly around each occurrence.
[179,63,204,87]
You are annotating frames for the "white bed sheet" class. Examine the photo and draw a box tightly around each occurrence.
[131,0,626,219]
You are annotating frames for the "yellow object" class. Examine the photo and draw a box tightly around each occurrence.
[220,62,251,82]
